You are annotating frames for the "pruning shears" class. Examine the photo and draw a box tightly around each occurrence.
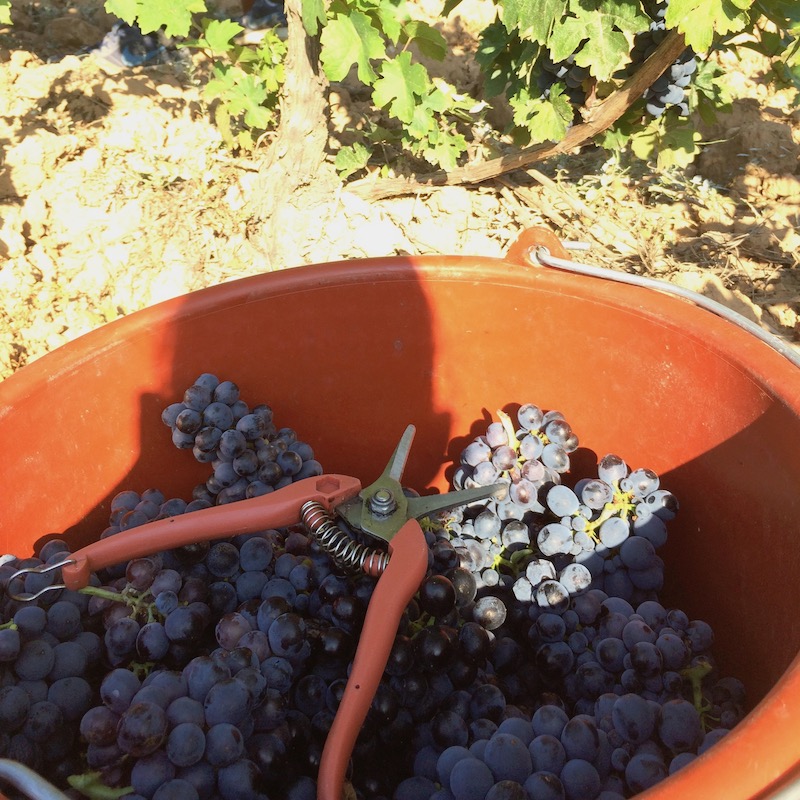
[9,424,501,800]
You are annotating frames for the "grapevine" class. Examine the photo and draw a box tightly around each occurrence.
[1,0,784,185]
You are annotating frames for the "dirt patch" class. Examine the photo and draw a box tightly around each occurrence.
[1,3,799,378]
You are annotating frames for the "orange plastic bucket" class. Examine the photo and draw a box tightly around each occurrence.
[1,231,799,798]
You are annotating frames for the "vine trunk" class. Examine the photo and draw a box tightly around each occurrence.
[248,0,338,268]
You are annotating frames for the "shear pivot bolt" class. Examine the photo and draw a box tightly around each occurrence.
[369,488,397,516]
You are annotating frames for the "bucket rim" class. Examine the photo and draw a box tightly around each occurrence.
[3,254,798,413]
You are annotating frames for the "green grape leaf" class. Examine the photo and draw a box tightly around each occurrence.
[476,22,539,98]
[301,0,326,37]
[136,0,204,36]
[213,104,235,149]
[366,124,399,144]
[403,20,447,60]
[230,75,271,128]
[236,129,258,151]
[657,124,701,168]
[598,125,631,151]
[205,65,273,129]
[442,0,466,16]
[68,773,133,800]
[740,28,786,58]
[501,0,562,44]
[105,0,206,36]
[320,11,386,84]
[0,0,11,24]
[421,127,467,170]
[598,109,639,151]
[475,20,514,95]
[691,59,729,101]
[629,122,659,161]
[756,0,800,31]
[254,34,287,91]
[104,0,140,25]
[476,19,513,67]
[423,84,450,114]
[375,0,403,42]
[408,101,435,140]
[510,83,572,143]
[629,118,701,169]
[664,0,750,53]
[776,60,800,91]
[546,20,585,63]
[335,142,372,178]
[552,0,647,79]
[695,91,723,125]
[202,18,243,54]
[372,51,430,124]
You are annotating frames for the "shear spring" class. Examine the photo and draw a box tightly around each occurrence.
[301,501,390,575]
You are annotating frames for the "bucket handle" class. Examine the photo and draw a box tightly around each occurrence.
[0,759,70,800]
[506,227,800,371]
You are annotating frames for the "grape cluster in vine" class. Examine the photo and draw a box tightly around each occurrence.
[627,0,699,118]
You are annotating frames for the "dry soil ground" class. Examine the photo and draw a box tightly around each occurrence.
[1,0,799,380]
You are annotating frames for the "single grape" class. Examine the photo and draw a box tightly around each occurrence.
[519,434,544,460]
[418,575,457,618]
[598,455,627,484]
[546,485,580,517]
[558,563,592,596]
[560,758,601,800]
[486,422,509,448]
[167,722,206,767]
[449,756,495,800]
[526,559,557,588]
[483,732,533,784]
[463,440,492,467]
[535,581,570,613]
[518,404,544,430]
[625,752,667,793]
[599,516,630,549]
[537,523,573,557]
[117,701,169,757]
[472,596,507,631]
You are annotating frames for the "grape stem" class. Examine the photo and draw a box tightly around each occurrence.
[491,547,533,577]
[681,657,714,715]
[582,489,636,541]
[406,611,439,635]
[128,660,156,679]
[67,771,133,800]
[497,409,521,451]
[78,585,162,623]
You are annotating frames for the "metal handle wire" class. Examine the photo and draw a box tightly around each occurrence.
[0,759,71,800]
[531,244,800,371]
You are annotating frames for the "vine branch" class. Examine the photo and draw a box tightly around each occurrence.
[348,29,688,201]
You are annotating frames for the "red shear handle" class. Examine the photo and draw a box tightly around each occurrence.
[317,518,430,800]
[60,475,361,591]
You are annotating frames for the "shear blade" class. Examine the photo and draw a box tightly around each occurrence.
[386,424,415,483]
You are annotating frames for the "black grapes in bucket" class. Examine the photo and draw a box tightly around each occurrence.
[161,373,323,504]
[0,381,747,800]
